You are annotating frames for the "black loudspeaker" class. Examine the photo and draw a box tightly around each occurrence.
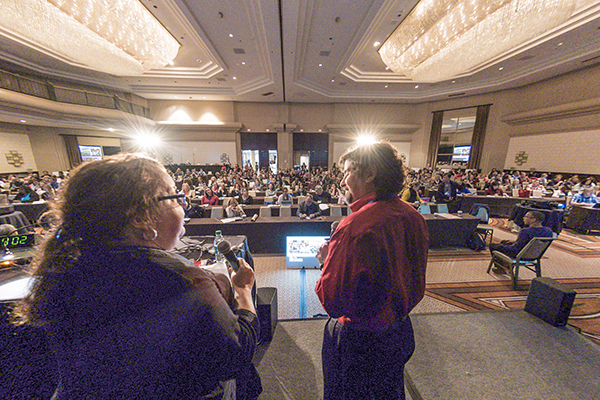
[256,287,278,342]
[524,277,576,327]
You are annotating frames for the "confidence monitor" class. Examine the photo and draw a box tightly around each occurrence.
[286,236,328,268]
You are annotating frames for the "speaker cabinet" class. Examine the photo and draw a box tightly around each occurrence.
[525,277,576,327]
[256,287,278,342]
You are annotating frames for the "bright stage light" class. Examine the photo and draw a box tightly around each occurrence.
[356,135,377,146]
[133,131,162,150]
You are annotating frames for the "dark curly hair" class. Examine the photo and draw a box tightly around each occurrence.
[339,141,406,197]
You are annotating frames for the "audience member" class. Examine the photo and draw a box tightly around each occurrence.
[298,193,321,219]
[200,187,219,206]
[277,186,293,206]
[225,198,246,219]
[10,154,261,399]
[240,187,254,205]
[571,186,599,205]
[489,211,553,273]
[313,185,331,203]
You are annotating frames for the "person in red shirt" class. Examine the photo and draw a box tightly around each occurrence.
[200,187,219,206]
[315,141,429,400]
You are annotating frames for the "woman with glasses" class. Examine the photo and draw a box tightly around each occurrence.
[11,153,261,399]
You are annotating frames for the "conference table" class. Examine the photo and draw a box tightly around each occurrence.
[565,204,600,233]
[459,195,563,217]
[198,204,349,218]
[184,213,480,253]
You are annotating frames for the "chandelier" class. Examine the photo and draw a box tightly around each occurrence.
[0,0,180,76]
[379,0,575,82]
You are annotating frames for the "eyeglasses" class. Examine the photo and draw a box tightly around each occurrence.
[157,193,186,206]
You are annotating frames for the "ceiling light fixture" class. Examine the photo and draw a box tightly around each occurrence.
[373,41,381,47]
[0,0,180,76]
[379,0,575,82]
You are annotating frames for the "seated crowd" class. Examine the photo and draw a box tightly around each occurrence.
[2,164,598,211]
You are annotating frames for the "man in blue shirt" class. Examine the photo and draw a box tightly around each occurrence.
[490,211,553,273]
[571,187,599,205]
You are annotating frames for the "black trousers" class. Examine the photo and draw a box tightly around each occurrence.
[322,316,415,400]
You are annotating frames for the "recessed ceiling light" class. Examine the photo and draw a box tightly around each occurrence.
[229,33,233,38]
[233,76,237,80]
[499,67,504,71]
[373,41,380,46]
[247,128,251,131]
[319,63,323,67]
[331,79,335,82]
[558,42,563,46]
[266,129,269,132]
[318,129,322,132]
[300,129,304,132]
[385,66,390,70]
[196,59,202,63]
[452,80,456,83]
[19,119,26,123]
[384,84,389,88]
[415,85,419,88]
[242,61,246,65]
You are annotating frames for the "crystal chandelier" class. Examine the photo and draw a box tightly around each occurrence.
[0,0,180,76]
[379,0,576,82]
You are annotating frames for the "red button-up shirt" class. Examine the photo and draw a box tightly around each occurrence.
[315,192,429,331]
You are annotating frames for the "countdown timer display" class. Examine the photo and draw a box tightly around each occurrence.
[1,234,35,249]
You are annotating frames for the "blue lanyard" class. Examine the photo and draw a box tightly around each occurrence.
[367,193,398,204]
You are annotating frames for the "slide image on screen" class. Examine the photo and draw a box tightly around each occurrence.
[286,236,328,268]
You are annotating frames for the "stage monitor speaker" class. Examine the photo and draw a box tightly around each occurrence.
[256,287,278,342]
[524,277,576,327]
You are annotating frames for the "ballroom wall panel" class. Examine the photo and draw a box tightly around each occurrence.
[504,129,600,174]
[0,130,38,173]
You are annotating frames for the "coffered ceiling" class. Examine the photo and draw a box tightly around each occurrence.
[1,0,600,106]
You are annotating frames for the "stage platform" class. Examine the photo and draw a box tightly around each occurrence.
[255,310,600,400]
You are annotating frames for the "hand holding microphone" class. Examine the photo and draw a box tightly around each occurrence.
[217,240,255,314]
[217,239,240,271]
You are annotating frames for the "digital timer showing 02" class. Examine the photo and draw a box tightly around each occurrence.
[1,234,33,248]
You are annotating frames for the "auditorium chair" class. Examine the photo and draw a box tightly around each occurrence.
[221,197,232,207]
[210,207,224,219]
[330,205,342,216]
[259,207,272,218]
[263,196,274,205]
[470,204,493,247]
[279,206,292,217]
[487,237,554,289]
[297,195,306,205]
[248,190,257,197]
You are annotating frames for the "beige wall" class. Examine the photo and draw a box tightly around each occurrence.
[8,64,600,174]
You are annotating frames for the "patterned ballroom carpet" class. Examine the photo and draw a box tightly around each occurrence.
[425,278,600,343]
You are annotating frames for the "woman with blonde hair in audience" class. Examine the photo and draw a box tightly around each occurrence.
[10,153,261,399]
[181,180,196,200]
[225,197,246,219]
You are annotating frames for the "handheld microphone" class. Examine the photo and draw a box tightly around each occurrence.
[216,239,239,271]
[330,220,339,236]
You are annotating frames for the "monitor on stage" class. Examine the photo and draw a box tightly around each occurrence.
[286,236,329,268]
